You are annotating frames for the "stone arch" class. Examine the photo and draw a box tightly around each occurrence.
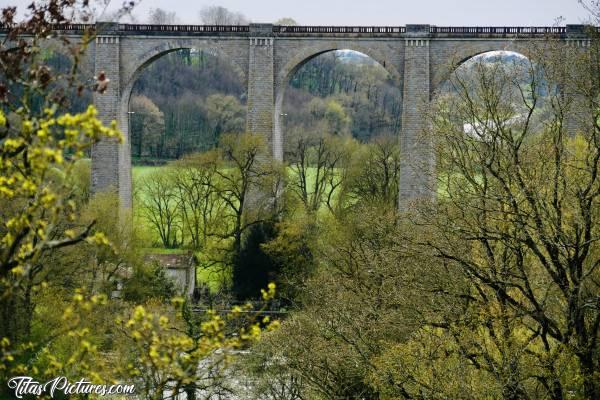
[113,41,249,208]
[430,40,537,94]
[273,43,401,161]
[277,44,400,88]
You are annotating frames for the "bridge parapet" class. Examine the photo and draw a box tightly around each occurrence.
[273,25,406,34]
[406,24,431,36]
[250,23,273,36]
[430,26,568,37]
[3,23,596,39]
[118,24,250,35]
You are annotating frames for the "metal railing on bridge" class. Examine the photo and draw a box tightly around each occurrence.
[118,24,250,33]
[51,23,93,31]
[273,25,406,34]
[0,23,94,32]
[1,23,596,37]
[0,23,250,34]
[430,26,567,35]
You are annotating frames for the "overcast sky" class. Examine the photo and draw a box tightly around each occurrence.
[0,0,592,26]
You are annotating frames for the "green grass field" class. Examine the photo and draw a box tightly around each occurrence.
[132,165,162,181]
[133,164,342,292]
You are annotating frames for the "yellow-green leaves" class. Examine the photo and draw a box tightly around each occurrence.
[261,282,277,300]
[1,105,122,289]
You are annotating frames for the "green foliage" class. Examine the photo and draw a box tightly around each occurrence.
[204,93,245,146]
[0,4,282,399]
[121,261,176,302]
[68,158,92,203]
[130,95,165,158]
[233,222,281,300]
[252,206,426,399]
[0,0,123,367]
[418,44,600,398]
[197,263,231,294]
[4,3,597,398]
[133,133,283,300]
[261,215,318,302]
[112,287,278,400]
[136,168,182,248]
[252,44,600,400]
[344,134,400,209]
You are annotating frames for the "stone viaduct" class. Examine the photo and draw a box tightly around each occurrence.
[12,23,593,209]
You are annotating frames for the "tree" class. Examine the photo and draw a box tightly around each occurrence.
[130,95,165,158]
[234,222,281,300]
[274,17,298,26]
[199,5,248,25]
[201,133,284,299]
[409,38,600,399]
[252,207,432,399]
[0,4,282,399]
[203,93,245,147]
[209,133,276,263]
[287,133,355,215]
[114,285,278,400]
[261,213,319,303]
[324,98,351,135]
[0,0,134,394]
[255,27,600,400]
[137,169,181,248]
[0,0,122,345]
[148,8,179,25]
[172,152,223,250]
[346,134,400,209]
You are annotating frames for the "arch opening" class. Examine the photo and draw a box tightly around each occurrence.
[127,47,247,164]
[125,46,250,256]
[429,49,557,205]
[432,50,551,143]
[276,49,404,211]
[276,49,402,157]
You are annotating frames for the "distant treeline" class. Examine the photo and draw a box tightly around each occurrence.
[130,49,403,163]
[285,51,402,144]
[130,49,247,162]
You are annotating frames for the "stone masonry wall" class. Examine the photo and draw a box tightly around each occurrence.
[399,28,435,210]
[3,25,588,210]
[91,33,123,201]
[246,24,275,157]
[80,25,590,209]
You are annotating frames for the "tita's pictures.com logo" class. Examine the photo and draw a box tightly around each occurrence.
[7,376,136,398]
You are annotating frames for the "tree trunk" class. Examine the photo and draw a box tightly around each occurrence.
[579,351,599,400]
[0,289,33,345]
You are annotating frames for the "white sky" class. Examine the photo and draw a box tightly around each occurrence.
[0,0,592,26]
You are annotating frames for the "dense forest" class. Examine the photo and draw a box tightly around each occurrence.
[283,51,402,143]
[130,50,247,161]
